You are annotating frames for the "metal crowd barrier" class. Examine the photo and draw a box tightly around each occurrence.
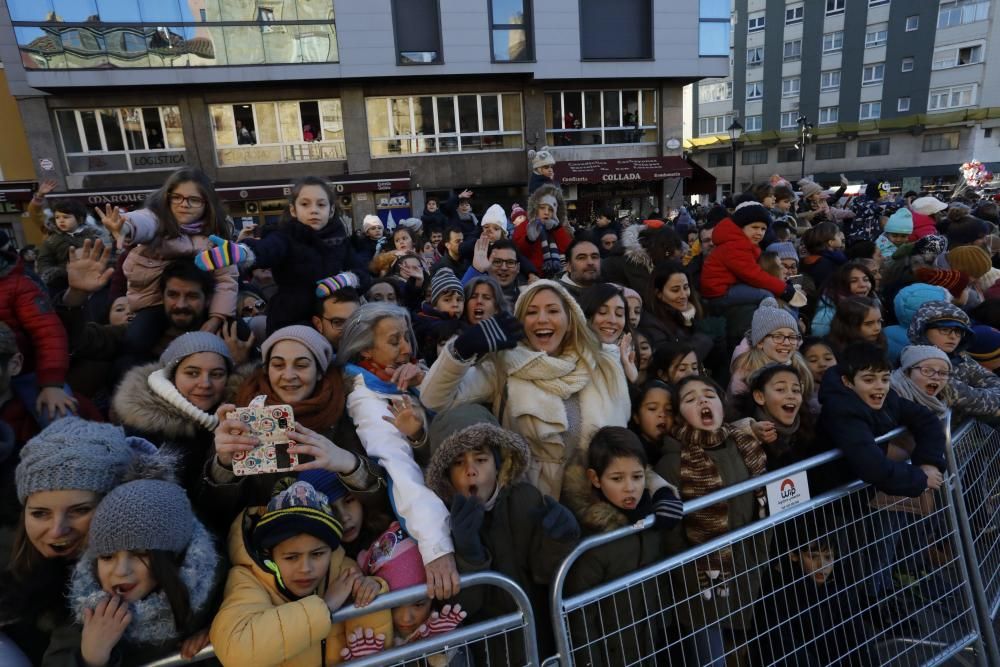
[143,571,538,666]
[546,422,989,666]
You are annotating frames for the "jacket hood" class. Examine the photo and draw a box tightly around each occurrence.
[907,301,973,351]
[425,405,531,500]
[527,183,566,223]
[893,284,950,326]
[560,453,630,532]
[619,224,654,271]
[711,218,755,248]
[113,361,253,440]
[69,518,220,646]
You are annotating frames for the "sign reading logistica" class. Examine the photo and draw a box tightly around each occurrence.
[553,157,694,185]
[765,471,811,516]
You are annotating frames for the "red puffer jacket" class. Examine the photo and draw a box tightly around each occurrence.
[700,218,788,299]
[0,260,69,387]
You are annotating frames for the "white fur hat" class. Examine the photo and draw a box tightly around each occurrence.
[528,147,555,171]
[481,204,508,235]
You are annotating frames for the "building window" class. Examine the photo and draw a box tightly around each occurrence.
[826,0,846,16]
[938,1,990,29]
[747,46,764,66]
[858,138,890,156]
[932,43,985,69]
[699,113,735,136]
[816,142,846,160]
[862,63,885,85]
[707,151,732,167]
[489,0,533,62]
[865,29,888,48]
[368,93,523,156]
[783,40,802,61]
[821,70,842,91]
[818,107,839,124]
[823,31,844,53]
[210,99,344,166]
[905,15,920,30]
[778,146,801,162]
[699,80,733,104]
[744,115,763,132]
[746,82,763,100]
[782,78,801,98]
[928,84,977,111]
[786,4,804,24]
[699,0,731,56]
[901,57,914,72]
[898,97,911,112]
[859,102,882,120]
[748,13,766,32]
[581,0,652,59]
[56,106,186,174]
[742,148,768,165]
[393,0,442,64]
[923,131,961,151]
[547,89,655,145]
[870,0,890,5]
[780,112,798,129]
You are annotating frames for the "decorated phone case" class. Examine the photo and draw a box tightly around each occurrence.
[229,400,297,476]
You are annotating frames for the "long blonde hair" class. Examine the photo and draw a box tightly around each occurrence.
[732,348,815,397]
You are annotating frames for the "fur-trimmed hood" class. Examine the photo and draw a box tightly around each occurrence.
[527,183,566,224]
[113,361,255,441]
[560,453,631,533]
[68,517,220,646]
[619,224,654,272]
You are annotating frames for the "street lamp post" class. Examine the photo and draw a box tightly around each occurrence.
[796,115,814,180]
[727,118,743,198]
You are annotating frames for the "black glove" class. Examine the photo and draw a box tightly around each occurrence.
[453,313,523,360]
[450,494,486,562]
[652,486,684,530]
[540,495,580,543]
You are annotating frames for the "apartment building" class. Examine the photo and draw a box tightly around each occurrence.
[685,0,1000,200]
[0,0,727,233]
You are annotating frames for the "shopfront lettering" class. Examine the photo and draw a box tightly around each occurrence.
[86,193,150,205]
[601,173,642,182]
[132,153,186,168]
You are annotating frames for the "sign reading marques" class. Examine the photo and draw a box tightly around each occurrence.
[554,157,693,185]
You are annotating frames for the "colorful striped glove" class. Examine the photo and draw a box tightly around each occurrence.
[314,272,360,297]
[194,235,251,271]
[339,628,385,660]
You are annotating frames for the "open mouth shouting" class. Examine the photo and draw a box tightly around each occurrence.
[924,381,941,396]
[864,391,887,410]
[46,539,82,557]
[699,406,716,427]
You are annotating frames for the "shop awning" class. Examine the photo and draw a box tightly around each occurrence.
[0,180,37,203]
[554,157,692,185]
[684,157,717,195]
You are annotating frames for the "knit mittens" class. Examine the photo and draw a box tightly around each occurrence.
[314,272,360,297]
[195,234,251,271]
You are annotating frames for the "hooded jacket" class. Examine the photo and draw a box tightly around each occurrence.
[700,218,788,299]
[513,185,572,275]
[0,258,69,387]
[884,284,951,364]
[816,365,946,497]
[907,301,1000,417]
[210,510,393,666]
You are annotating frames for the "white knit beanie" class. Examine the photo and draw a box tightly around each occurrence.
[362,215,383,233]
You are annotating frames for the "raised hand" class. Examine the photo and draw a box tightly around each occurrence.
[81,595,132,667]
[382,395,424,440]
[287,422,359,474]
[340,628,386,660]
[472,236,491,273]
[407,604,468,641]
[36,179,58,198]
[221,321,255,366]
[67,239,114,295]
[452,313,524,360]
[95,204,125,238]
[195,235,251,272]
[315,271,360,298]
[389,363,424,391]
[212,403,258,467]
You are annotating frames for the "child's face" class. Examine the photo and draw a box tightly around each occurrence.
[776,199,792,213]
[466,283,498,325]
[97,550,158,603]
[588,456,645,511]
[635,334,652,371]
[666,351,700,385]
[829,232,845,250]
[859,307,883,342]
[848,269,871,296]
[366,225,384,240]
[925,326,963,354]
[590,296,626,344]
[538,203,554,222]
[677,380,724,431]
[634,386,672,441]
[367,282,398,304]
[53,211,81,233]
[449,447,499,503]
[595,215,611,228]
[907,359,950,397]
[393,231,414,253]
[743,222,768,245]
[174,351,229,413]
[536,165,554,179]
[435,291,465,318]
[804,344,836,384]
[843,368,891,410]
[886,232,909,245]
[271,534,333,598]
[399,257,422,277]
[794,547,835,585]
[109,296,133,326]
[426,200,438,213]
[290,184,332,231]
[758,327,799,363]
[331,494,364,544]
[752,370,803,427]
[625,297,642,329]
[169,181,207,226]
[393,598,433,639]
[481,223,504,242]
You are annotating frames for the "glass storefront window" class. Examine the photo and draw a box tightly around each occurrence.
[209,99,346,166]
[56,106,187,173]
[545,89,657,146]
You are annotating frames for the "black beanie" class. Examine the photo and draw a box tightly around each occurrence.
[731,202,774,228]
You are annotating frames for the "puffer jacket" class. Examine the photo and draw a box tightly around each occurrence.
[121,208,238,317]
[0,259,68,387]
[700,218,788,299]
[36,223,111,287]
[884,283,950,364]
[512,185,572,276]
[908,301,1000,417]
[246,218,370,334]
[210,510,393,666]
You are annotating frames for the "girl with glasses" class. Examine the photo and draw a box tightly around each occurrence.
[729,298,815,404]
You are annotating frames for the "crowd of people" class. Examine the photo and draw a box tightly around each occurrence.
[0,144,998,666]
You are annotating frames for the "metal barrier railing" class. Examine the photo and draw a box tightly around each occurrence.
[546,420,989,666]
[143,571,538,666]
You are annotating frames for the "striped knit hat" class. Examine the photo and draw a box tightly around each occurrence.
[253,480,343,552]
[430,268,464,306]
[914,267,971,301]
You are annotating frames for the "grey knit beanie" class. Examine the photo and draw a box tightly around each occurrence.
[16,418,156,503]
[900,345,952,372]
[160,332,233,380]
[88,479,194,555]
[262,325,333,373]
[765,242,798,262]
[430,268,463,306]
[751,298,799,347]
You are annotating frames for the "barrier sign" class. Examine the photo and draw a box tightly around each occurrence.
[766,471,810,515]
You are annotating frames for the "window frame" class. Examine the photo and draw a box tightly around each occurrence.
[546,89,657,146]
[699,80,734,104]
[747,46,764,66]
[781,77,801,98]
[857,137,891,157]
[938,1,990,29]
[922,131,961,152]
[783,39,802,61]
[778,146,802,162]
[55,105,186,174]
[862,63,886,85]
[488,0,535,63]
[826,0,846,16]
[818,106,839,125]
[699,113,735,136]
[869,0,891,6]
[744,115,763,132]
[865,29,888,48]
[932,41,986,69]
[785,4,804,24]
[748,13,766,32]
[815,142,847,160]
[746,81,764,100]
[901,57,914,72]
[822,31,844,53]
[780,111,798,129]
[392,0,444,65]
[928,84,978,112]
[741,148,769,165]
[859,101,882,120]
[905,15,920,31]
[898,96,911,112]
[821,69,842,91]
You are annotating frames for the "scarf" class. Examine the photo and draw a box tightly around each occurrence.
[147,369,219,432]
[356,359,400,384]
[679,304,697,326]
[753,405,799,464]
[236,370,344,431]
[180,220,205,236]
[890,368,949,416]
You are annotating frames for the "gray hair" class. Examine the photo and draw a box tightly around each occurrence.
[336,302,417,366]
[464,274,511,316]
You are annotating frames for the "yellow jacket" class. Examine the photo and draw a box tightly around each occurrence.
[210,511,393,666]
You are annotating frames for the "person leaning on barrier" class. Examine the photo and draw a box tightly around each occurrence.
[816,342,946,498]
